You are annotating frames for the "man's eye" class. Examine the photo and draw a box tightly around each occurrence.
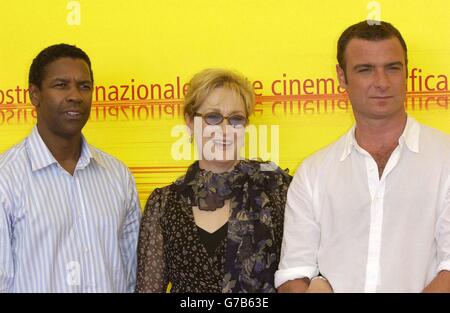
[80,84,92,90]
[54,83,66,88]
[358,68,370,73]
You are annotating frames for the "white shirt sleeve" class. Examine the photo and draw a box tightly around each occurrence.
[275,160,320,288]
[436,184,450,273]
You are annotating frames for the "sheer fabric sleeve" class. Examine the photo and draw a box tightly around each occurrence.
[436,183,450,273]
[135,188,169,292]
[272,167,293,257]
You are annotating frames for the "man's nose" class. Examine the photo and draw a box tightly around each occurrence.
[66,86,83,102]
[374,69,390,90]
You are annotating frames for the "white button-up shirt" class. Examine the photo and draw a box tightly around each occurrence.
[275,117,450,292]
[0,127,141,292]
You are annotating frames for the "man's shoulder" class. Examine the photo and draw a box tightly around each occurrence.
[0,139,28,173]
[0,139,29,195]
[301,132,348,169]
[419,123,450,151]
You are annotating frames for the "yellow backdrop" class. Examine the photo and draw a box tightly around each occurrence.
[1,0,449,206]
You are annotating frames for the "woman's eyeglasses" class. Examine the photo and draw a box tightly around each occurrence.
[194,112,247,128]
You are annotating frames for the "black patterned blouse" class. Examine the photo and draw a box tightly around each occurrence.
[135,160,292,293]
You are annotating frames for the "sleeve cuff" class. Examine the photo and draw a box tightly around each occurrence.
[437,260,450,272]
[274,266,319,288]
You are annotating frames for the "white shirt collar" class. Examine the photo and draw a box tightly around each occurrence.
[339,116,421,162]
[26,126,104,172]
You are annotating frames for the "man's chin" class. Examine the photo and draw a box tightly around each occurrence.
[357,108,405,120]
[53,124,86,139]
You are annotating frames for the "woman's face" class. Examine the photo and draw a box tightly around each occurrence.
[187,87,247,164]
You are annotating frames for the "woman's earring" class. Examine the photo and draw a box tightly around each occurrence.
[189,135,193,143]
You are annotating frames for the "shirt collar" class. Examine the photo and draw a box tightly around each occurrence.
[26,126,100,172]
[339,116,421,162]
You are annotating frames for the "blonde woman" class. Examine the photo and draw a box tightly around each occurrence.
[136,69,291,292]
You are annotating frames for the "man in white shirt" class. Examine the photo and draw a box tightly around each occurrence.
[276,20,450,292]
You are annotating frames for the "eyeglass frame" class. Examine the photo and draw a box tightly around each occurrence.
[193,112,248,128]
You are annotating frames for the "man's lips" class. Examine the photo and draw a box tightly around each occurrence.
[62,109,84,119]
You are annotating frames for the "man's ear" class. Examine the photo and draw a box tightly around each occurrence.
[29,84,40,107]
[336,64,347,90]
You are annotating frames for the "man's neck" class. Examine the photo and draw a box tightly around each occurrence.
[354,112,407,178]
[354,112,408,152]
[36,124,82,175]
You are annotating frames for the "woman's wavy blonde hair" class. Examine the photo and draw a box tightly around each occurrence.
[183,68,255,121]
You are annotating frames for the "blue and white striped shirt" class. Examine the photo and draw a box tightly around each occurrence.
[0,127,141,292]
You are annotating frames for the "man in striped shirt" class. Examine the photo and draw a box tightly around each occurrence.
[0,44,141,292]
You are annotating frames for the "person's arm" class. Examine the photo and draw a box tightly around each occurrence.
[276,161,321,293]
[119,170,142,293]
[278,276,334,293]
[423,271,450,292]
[277,278,310,293]
[0,183,14,292]
[135,188,169,293]
[305,276,333,293]
[423,186,450,292]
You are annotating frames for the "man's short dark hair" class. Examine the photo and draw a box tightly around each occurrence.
[337,20,408,72]
[29,43,93,88]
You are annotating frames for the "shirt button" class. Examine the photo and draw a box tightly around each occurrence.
[85,248,90,254]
